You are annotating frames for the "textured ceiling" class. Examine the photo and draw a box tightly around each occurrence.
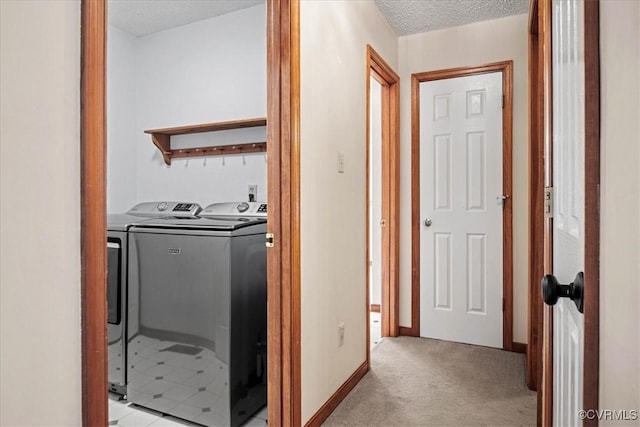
[108,0,529,38]
[374,0,529,36]
[108,0,264,37]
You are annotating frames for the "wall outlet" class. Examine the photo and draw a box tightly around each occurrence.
[338,322,345,347]
[248,184,257,202]
[337,152,345,174]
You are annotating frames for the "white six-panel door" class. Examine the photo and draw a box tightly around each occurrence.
[419,72,503,348]
[552,0,585,424]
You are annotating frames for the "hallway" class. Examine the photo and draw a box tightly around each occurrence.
[324,337,536,426]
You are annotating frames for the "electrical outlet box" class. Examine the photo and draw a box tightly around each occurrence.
[338,322,345,347]
[248,184,257,202]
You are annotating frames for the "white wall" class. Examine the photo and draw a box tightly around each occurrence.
[300,0,398,422]
[599,0,640,419]
[108,25,138,213]
[0,1,82,424]
[107,3,267,212]
[397,14,530,343]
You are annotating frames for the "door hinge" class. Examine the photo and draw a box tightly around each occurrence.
[265,233,274,248]
[502,298,505,312]
[502,95,505,108]
[544,186,554,218]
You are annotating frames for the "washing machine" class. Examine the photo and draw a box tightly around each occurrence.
[107,202,201,396]
[126,202,267,427]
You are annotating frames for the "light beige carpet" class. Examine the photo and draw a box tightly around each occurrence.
[323,337,536,427]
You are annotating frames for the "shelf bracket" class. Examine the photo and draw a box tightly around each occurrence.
[150,134,172,165]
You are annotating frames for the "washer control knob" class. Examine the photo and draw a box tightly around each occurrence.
[237,202,250,213]
[157,202,168,211]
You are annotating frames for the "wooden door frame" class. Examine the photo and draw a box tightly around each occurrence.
[80,1,107,424]
[537,0,601,425]
[408,61,515,352]
[267,0,302,425]
[539,0,554,421]
[365,45,400,367]
[526,0,544,395]
[80,0,302,424]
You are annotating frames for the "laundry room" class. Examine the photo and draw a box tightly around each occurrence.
[106,2,268,426]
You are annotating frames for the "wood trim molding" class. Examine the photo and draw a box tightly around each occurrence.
[267,0,301,425]
[513,342,528,354]
[80,0,299,425]
[266,0,282,423]
[304,362,369,427]
[502,63,514,352]
[365,44,401,374]
[540,0,554,423]
[529,0,539,35]
[527,0,544,393]
[399,326,415,336]
[80,0,107,425]
[368,45,400,83]
[291,1,302,423]
[582,1,600,423]
[410,61,515,348]
[409,74,421,337]
[365,52,372,367]
[412,63,513,82]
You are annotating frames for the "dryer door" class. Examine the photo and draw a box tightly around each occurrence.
[107,235,127,395]
[107,239,122,325]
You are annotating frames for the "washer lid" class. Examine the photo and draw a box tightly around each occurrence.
[133,216,266,231]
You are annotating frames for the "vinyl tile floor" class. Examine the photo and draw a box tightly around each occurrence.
[108,394,267,427]
[110,313,378,426]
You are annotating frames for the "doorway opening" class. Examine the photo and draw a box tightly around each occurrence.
[365,45,400,364]
[80,0,300,425]
[368,75,383,349]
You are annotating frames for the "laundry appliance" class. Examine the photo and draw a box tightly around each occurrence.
[107,202,202,396]
[126,202,267,426]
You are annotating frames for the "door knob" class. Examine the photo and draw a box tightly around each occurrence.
[424,218,432,227]
[541,272,584,313]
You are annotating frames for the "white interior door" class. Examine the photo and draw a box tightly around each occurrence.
[551,0,585,424]
[419,72,503,348]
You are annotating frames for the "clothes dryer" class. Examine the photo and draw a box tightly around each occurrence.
[107,202,201,396]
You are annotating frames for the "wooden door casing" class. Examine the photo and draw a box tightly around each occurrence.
[366,44,401,362]
[80,0,303,425]
[81,1,107,424]
[527,0,544,394]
